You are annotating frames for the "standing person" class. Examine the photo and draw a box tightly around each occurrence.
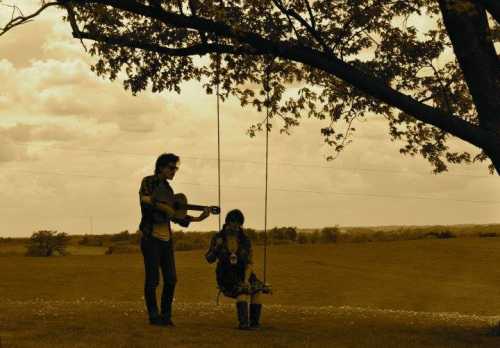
[139,153,210,326]
[205,209,266,330]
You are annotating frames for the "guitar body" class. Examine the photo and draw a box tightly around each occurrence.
[172,193,189,220]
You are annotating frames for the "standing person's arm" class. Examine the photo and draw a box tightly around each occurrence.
[189,207,211,222]
[139,177,154,208]
[172,207,210,228]
[140,195,176,217]
[138,177,160,238]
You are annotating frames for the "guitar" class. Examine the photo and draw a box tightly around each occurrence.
[169,193,220,220]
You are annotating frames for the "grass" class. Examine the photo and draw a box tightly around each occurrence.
[2,238,500,346]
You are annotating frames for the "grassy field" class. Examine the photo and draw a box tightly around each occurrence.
[2,238,500,347]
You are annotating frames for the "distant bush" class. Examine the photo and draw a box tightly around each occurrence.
[245,228,258,242]
[268,227,284,241]
[268,227,297,242]
[130,230,142,244]
[105,243,139,255]
[320,227,339,243]
[439,231,456,239]
[254,231,270,244]
[425,230,456,239]
[270,239,294,245]
[296,232,309,244]
[174,239,206,251]
[283,227,297,242]
[308,230,321,244]
[25,230,70,257]
[173,231,210,251]
[479,232,497,238]
[110,230,131,242]
[78,235,104,246]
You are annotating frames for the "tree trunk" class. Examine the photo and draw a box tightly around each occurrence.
[487,150,500,175]
[439,0,500,175]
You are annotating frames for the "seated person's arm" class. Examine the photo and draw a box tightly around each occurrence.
[205,235,222,263]
[244,264,253,283]
[243,239,254,283]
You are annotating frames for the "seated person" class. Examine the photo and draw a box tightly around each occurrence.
[205,209,266,330]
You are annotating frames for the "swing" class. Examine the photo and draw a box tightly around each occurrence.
[213,53,273,303]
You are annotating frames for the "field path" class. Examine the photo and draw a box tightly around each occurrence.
[2,299,500,347]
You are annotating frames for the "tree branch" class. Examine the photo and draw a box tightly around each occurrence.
[475,0,500,23]
[72,0,499,153]
[2,0,498,158]
[0,1,59,37]
[73,30,258,56]
[272,0,332,55]
[304,0,317,31]
[271,0,306,44]
[63,2,88,51]
[187,0,207,44]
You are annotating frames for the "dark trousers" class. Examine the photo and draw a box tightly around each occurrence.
[141,236,177,320]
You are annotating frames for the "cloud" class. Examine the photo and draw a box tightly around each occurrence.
[0,7,499,237]
[0,21,52,67]
[0,140,36,163]
[0,56,169,133]
[0,122,82,142]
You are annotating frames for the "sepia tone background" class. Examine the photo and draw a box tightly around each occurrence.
[1,2,499,237]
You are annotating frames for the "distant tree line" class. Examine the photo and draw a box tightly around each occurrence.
[22,224,500,256]
[77,227,340,253]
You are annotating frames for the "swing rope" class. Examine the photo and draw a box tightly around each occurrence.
[215,52,223,305]
[263,61,271,284]
[216,53,222,232]
[214,53,272,289]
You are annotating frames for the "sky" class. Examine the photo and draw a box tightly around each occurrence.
[0,3,499,237]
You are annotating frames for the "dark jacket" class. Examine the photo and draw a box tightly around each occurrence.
[138,175,190,237]
[205,227,253,288]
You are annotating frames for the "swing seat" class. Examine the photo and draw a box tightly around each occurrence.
[261,283,273,294]
[215,281,273,304]
[249,280,273,294]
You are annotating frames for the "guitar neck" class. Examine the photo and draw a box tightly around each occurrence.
[185,204,208,211]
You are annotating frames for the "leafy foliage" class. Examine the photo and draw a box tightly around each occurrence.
[25,230,70,257]
[2,0,499,173]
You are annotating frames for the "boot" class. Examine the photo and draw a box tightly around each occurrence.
[249,303,262,329]
[236,301,249,330]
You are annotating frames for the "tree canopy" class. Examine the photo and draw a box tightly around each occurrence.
[1,0,499,174]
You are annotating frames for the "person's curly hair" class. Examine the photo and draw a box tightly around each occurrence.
[225,209,244,225]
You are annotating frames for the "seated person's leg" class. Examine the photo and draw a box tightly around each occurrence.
[235,294,250,329]
[250,293,262,328]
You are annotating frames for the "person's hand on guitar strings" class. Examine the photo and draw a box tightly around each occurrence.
[198,207,211,220]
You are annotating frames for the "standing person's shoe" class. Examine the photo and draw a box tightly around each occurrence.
[161,316,175,326]
[149,315,166,326]
[236,301,250,330]
[249,303,262,329]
